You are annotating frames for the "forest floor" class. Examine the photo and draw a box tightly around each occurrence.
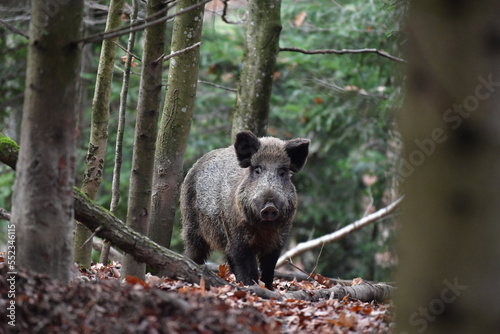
[0,262,395,333]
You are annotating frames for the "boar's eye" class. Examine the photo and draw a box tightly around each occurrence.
[278,168,288,178]
[254,166,262,175]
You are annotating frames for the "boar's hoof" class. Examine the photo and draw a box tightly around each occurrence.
[260,204,279,221]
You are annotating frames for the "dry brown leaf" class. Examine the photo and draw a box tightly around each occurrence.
[294,11,307,27]
[352,277,364,286]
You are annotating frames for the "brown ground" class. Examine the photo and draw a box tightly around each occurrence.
[0,262,395,333]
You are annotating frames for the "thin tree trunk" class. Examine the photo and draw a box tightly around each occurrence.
[74,0,125,269]
[231,0,282,139]
[100,0,140,266]
[76,7,95,188]
[396,2,500,332]
[148,0,205,257]
[121,0,168,279]
[12,0,84,283]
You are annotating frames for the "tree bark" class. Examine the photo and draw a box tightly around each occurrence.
[396,2,500,333]
[11,0,84,284]
[148,0,205,256]
[231,0,282,139]
[74,0,126,269]
[101,0,140,265]
[121,0,168,279]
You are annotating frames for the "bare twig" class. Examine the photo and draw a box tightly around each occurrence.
[0,208,11,221]
[363,187,374,218]
[113,41,142,62]
[220,0,244,24]
[80,226,103,249]
[77,0,211,44]
[331,0,343,8]
[0,19,28,39]
[276,196,404,268]
[198,80,237,92]
[162,41,202,62]
[279,46,407,64]
[312,78,376,98]
[308,243,325,279]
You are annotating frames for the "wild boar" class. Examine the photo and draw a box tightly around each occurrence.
[181,130,310,289]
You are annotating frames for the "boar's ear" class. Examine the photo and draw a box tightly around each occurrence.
[285,138,310,172]
[234,131,261,168]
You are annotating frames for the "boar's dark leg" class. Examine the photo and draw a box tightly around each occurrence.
[184,233,211,265]
[259,248,281,290]
[227,244,259,286]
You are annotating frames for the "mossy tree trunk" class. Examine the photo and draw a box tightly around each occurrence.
[231,0,282,139]
[148,0,205,259]
[121,0,168,279]
[73,0,125,269]
[12,0,84,284]
[100,0,140,265]
[396,2,500,332]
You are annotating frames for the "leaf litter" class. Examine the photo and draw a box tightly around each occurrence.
[0,262,395,333]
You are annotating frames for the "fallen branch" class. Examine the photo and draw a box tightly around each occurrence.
[247,281,394,303]
[206,263,388,287]
[276,196,404,268]
[73,188,226,287]
[279,46,407,64]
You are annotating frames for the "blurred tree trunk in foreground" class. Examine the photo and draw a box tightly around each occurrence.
[396,2,500,332]
[12,0,84,283]
[231,0,282,139]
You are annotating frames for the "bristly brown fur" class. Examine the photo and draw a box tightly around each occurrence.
[181,131,310,289]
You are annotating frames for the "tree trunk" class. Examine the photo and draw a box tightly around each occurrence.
[148,0,205,256]
[11,0,84,284]
[396,2,500,333]
[121,0,168,279]
[100,0,140,265]
[73,0,125,269]
[231,0,282,139]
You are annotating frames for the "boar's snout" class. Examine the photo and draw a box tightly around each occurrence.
[260,203,279,221]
